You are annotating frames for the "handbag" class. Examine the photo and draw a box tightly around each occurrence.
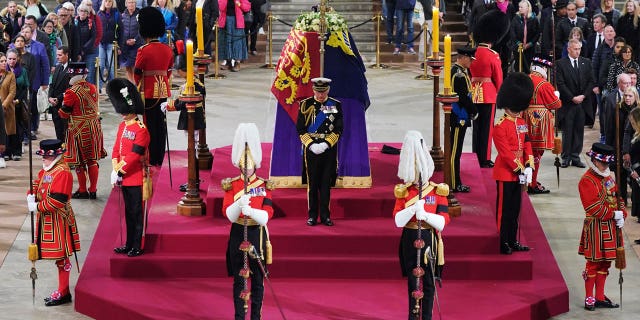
[243,10,254,25]
[36,87,49,114]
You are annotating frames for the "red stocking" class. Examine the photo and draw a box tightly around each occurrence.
[88,162,99,193]
[75,166,87,193]
[530,150,544,188]
[584,261,597,299]
[56,258,71,296]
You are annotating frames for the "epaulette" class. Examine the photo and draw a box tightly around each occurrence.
[453,68,466,78]
[394,183,410,199]
[433,182,449,197]
[221,176,241,191]
[258,177,275,190]
[136,118,146,128]
[328,97,341,104]
[495,114,507,126]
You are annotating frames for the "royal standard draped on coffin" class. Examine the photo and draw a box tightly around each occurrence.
[270,10,371,188]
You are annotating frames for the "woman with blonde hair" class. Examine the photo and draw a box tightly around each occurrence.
[615,0,639,51]
[510,0,539,73]
[24,0,47,23]
[152,0,178,45]
[625,103,640,227]
[595,0,621,28]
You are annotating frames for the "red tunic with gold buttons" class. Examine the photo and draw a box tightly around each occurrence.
[470,44,503,104]
[112,117,150,186]
[222,175,275,221]
[134,40,174,99]
[32,160,80,260]
[59,79,106,166]
[525,73,562,150]
[578,169,627,261]
[493,114,535,181]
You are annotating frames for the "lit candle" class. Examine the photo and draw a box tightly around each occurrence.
[196,5,204,55]
[443,35,452,93]
[185,40,194,94]
[432,7,439,57]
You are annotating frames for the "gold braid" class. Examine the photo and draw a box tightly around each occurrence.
[300,99,316,126]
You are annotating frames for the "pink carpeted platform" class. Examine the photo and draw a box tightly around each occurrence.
[75,144,569,319]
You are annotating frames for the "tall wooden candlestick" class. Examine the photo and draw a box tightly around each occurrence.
[427,56,444,171]
[176,93,206,216]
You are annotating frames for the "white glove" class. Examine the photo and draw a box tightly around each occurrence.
[413,200,427,221]
[241,205,252,217]
[424,212,446,232]
[27,194,37,212]
[614,210,624,221]
[110,170,120,186]
[160,101,168,113]
[238,194,251,207]
[554,90,560,98]
[318,142,329,153]
[309,143,323,155]
[524,167,533,184]
[616,218,625,228]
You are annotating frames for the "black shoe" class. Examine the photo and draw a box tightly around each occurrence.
[179,181,201,192]
[527,185,550,194]
[114,246,130,254]
[306,218,317,226]
[572,161,586,168]
[584,303,596,311]
[500,242,512,255]
[510,242,530,252]
[480,160,494,168]
[560,161,569,168]
[44,293,72,306]
[127,248,144,257]
[72,191,90,199]
[89,192,97,199]
[322,219,334,226]
[594,298,619,308]
[634,239,640,245]
[453,184,470,193]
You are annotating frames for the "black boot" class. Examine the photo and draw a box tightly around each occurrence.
[500,242,512,255]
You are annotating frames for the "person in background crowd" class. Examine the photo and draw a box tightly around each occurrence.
[46,12,68,49]
[174,0,192,72]
[594,0,620,28]
[76,2,100,85]
[417,0,445,70]
[152,0,177,45]
[624,105,640,226]
[27,139,81,306]
[561,27,588,58]
[616,0,638,57]
[18,25,49,141]
[24,15,52,68]
[0,97,5,168]
[592,26,621,142]
[6,49,26,161]
[188,0,217,56]
[1,1,26,40]
[385,0,395,44]
[578,142,625,311]
[393,0,417,55]
[606,45,639,92]
[41,19,62,72]
[48,46,70,141]
[97,0,119,91]
[24,0,47,24]
[119,0,141,82]
[59,3,78,59]
[510,0,539,73]
[245,0,266,56]
[541,0,568,59]
[556,1,590,56]
[218,0,250,72]
[575,0,593,21]
[0,52,17,163]
[59,61,106,200]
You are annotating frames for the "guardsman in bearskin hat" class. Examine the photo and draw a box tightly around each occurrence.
[161,76,206,192]
[58,62,107,200]
[221,123,274,320]
[450,46,477,193]
[393,130,450,320]
[579,143,626,311]
[470,10,509,168]
[134,6,174,168]
[108,78,150,257]
[493,72,534,255]
[296,77,343,227]
[525,56,562,194]
[27,139,80,306]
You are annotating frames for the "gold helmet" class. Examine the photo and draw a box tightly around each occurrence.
[231,123,262,171]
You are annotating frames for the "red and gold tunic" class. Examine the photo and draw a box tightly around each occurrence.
[59,79,106,166]
[578,169,627,261]
[134,40,174,99]
[469,44,503,104]
[525,73,562,150]
[222,174,275,223]
[493,114,535,181]
[112,117,150,186]
[32,160,80,260]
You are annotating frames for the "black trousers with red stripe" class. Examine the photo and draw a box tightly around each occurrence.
[472,103,495,164]
[496,180,522,247]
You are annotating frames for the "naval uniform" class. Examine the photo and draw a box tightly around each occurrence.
[112,117,150,252]
[222,174,274,320]
[450,62,477,189]
[393,182,450,320]
[134,39,174,167]
[296,96,343,223]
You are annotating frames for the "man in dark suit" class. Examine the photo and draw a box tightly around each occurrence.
[555,2,590,52]
[583,14,606,127]
[48,47,70,141]
[557,39,594,167]
[24,15,53,68]
[541,0,568,58]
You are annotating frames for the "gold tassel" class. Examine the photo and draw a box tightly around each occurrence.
[266,240,272,265]
[142,175,153,201]
[552,137,562,155]
[437,234,445,266]
[616,247,626,270]
[28,243,39,261]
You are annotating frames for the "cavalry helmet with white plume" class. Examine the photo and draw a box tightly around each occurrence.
[231,123,262,171]
[397,130,434,184]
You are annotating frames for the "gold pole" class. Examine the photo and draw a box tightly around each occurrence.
[370,12,388,69]
[415,22,431,80]
[112,41,118,78]
[261,12,275,69]
[211,22,226,79]
[518,43,523,73]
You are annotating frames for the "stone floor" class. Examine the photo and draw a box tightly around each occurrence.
[0,61,639,319]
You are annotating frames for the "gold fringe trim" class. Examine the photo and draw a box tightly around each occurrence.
[269,175,373,189]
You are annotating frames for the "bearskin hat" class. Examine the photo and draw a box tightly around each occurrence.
[107,78,144,115]
[138,7,165,39]
[496,72,534,112]
[472,10,511,45]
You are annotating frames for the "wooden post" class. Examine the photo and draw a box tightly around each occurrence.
[194,54,213,170]
[176,91,206,216]
[427,57,444,171]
